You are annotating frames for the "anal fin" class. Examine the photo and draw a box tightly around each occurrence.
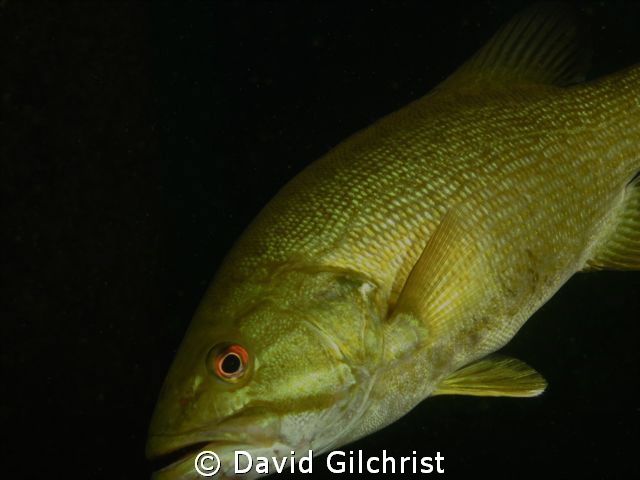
[585,176,640,271]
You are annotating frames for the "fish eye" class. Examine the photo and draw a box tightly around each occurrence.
[207,343,249,382]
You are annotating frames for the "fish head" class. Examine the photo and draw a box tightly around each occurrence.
[147,269,385,479]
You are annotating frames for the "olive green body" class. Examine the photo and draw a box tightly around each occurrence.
[147,9,640,477]
[206,67,640,440]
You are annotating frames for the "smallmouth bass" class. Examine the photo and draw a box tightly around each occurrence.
[147,4,640,478]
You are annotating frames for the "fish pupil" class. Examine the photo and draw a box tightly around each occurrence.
[221,352,242,374]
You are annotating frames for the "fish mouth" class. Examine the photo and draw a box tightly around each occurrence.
[147,436,265,480]
[147,432,243,477]
[148,439,213,473]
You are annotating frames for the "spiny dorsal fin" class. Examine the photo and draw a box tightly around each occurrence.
[584,174,640,271]
[433,355,547,397]
[435,3,591,92]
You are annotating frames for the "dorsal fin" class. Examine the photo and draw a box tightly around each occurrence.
[435,3,591,93]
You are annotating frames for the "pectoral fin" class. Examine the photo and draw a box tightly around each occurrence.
[391,207,493,341]
[433,355,547,398]
[583,175,640,271]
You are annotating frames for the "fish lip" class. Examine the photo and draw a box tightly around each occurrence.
[146,427,232,462]
[148,436,248,476]
[147,409,281,475]
[147,439,215,473]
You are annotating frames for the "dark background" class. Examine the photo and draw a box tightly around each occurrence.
[3,1,640,478]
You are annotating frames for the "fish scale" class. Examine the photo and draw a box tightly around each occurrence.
[219,75,637,310]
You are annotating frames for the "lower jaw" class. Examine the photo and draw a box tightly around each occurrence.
[149,440,212,474]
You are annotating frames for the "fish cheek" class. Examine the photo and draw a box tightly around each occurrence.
[247,326,351,410]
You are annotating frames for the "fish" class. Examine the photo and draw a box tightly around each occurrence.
[147,4,640,479]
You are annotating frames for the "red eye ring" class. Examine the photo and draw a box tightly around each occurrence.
[212,344,249,382]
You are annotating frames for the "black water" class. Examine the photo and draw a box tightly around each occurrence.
[4,1,640,478]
